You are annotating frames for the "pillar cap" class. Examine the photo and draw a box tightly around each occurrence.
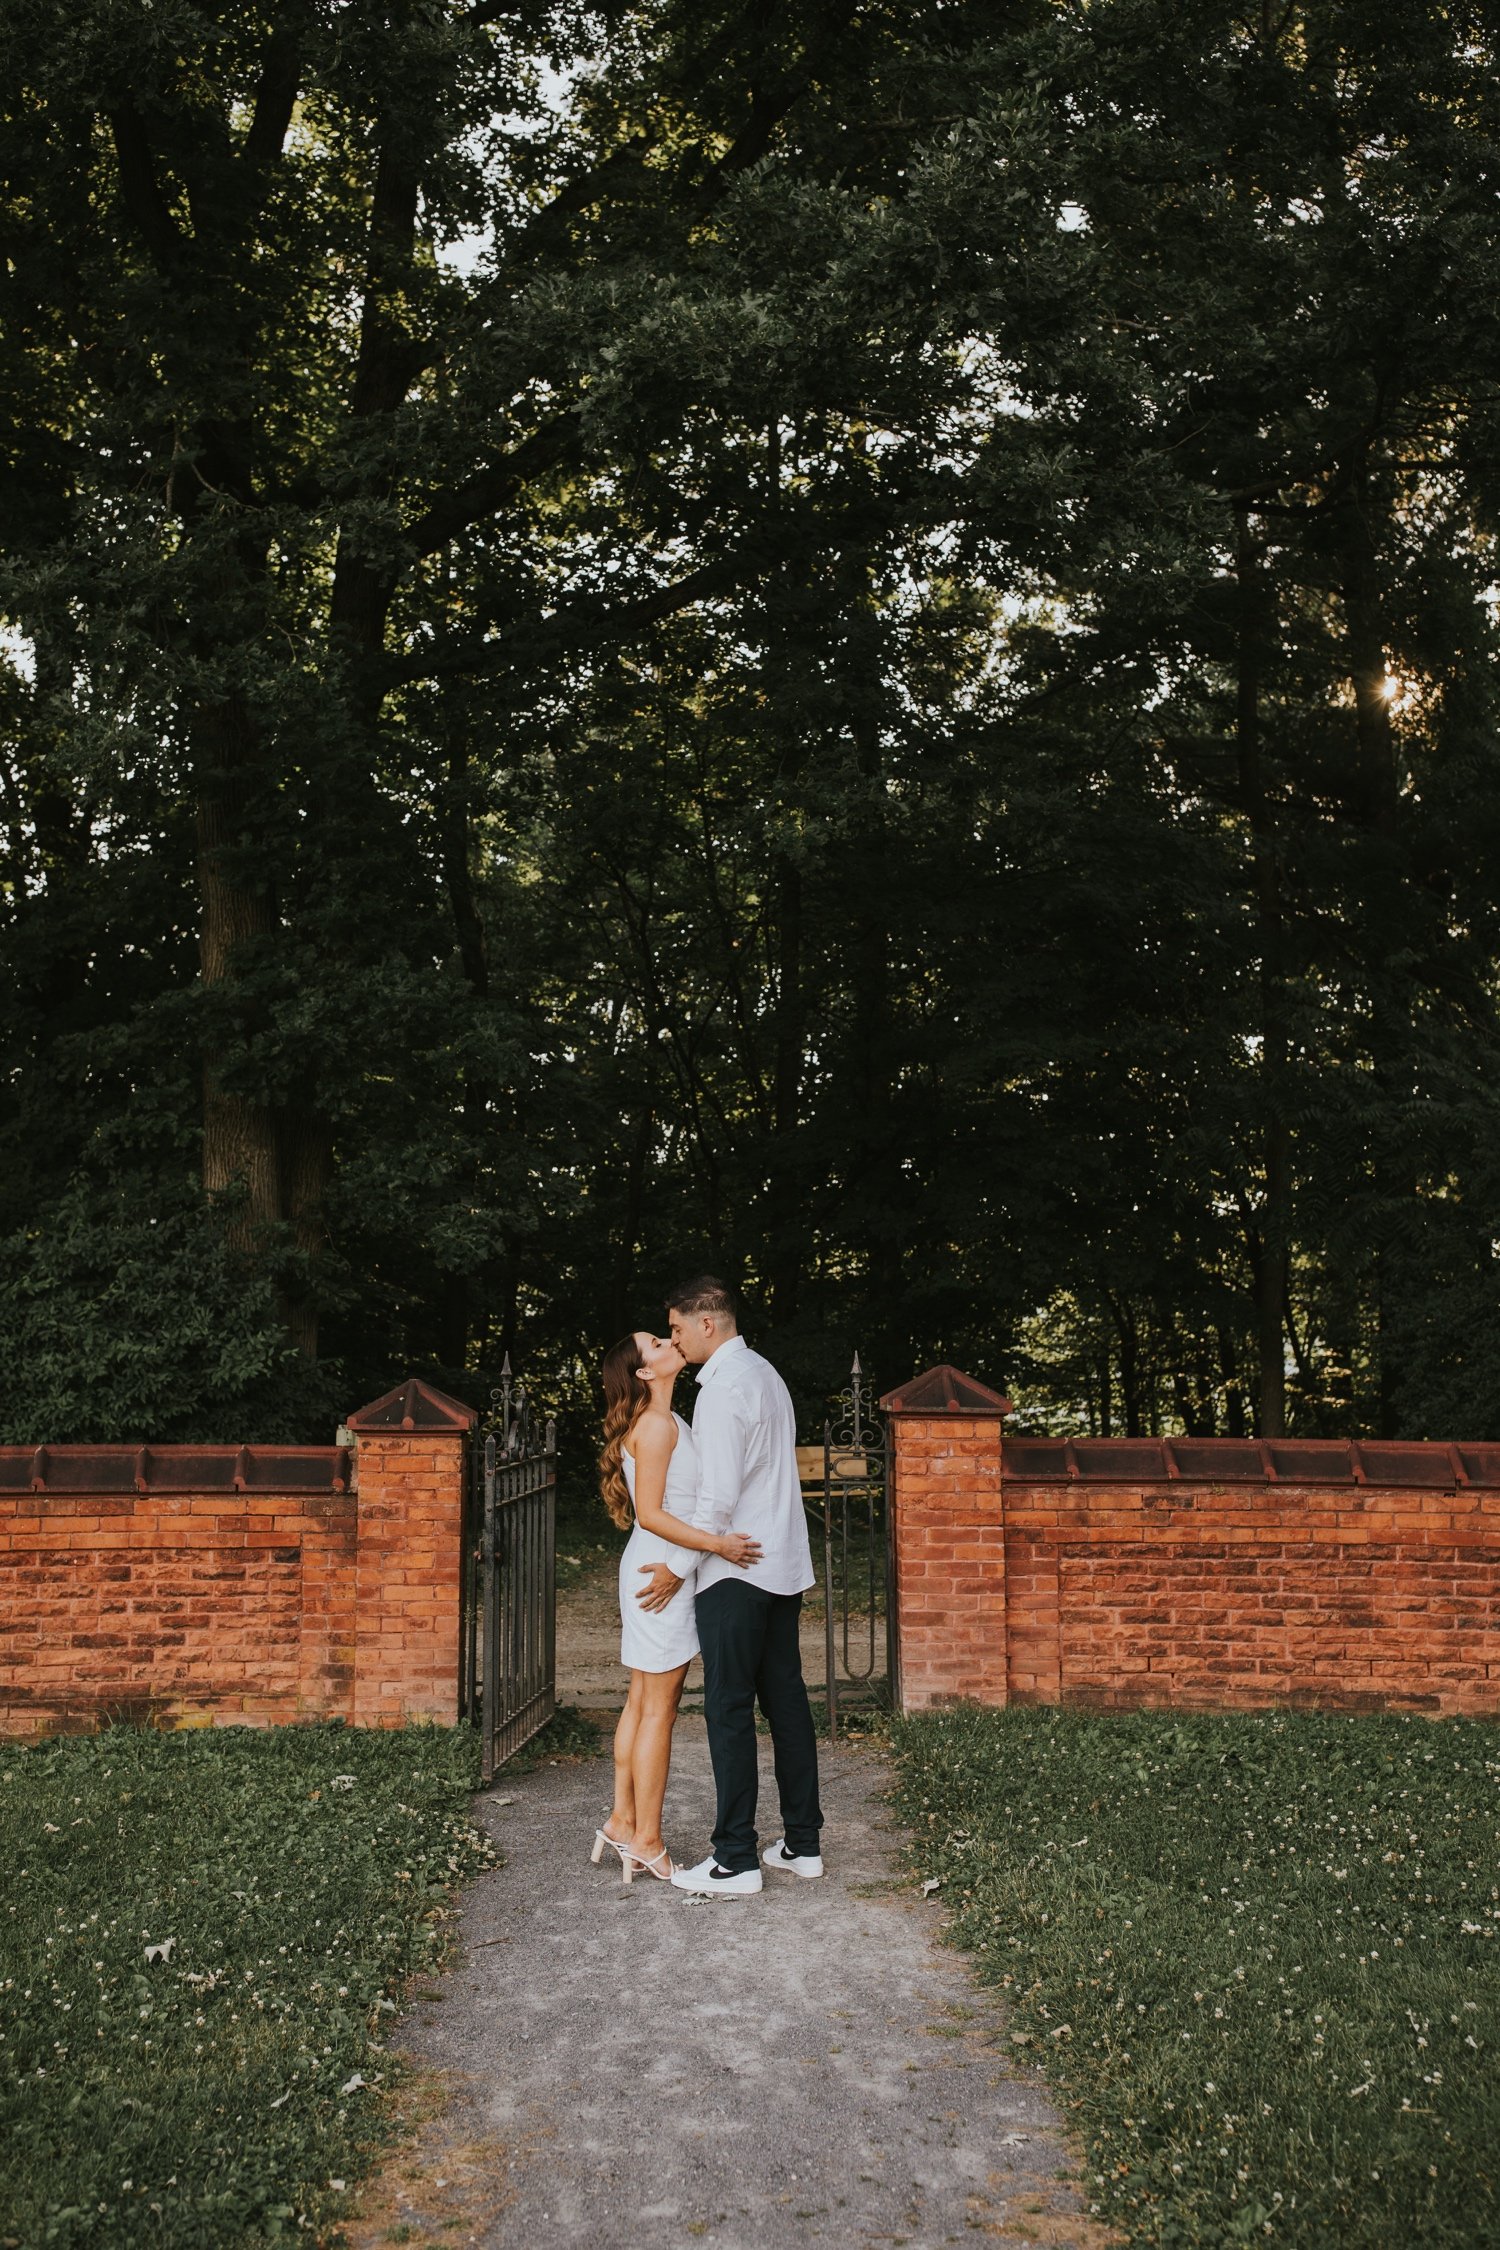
[879,1365,1013,1417]
[346,1378,478,1433]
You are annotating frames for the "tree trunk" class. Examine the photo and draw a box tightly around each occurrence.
[1336,472,1409,1435]
[611,1104,656,1338]
[766,850,806,1329]
[1283,1280,1328,1432]
[1171,1365,1194,1435]
[1234,506,1290,1436]
[19,623,92,1022]
[436,701,492,1372]
[281,1109,331,1358]
[194,666,330,1359]
[847,601,898,1353]
[1106,1293,1143,1435]
[1217,1325,1248,1437]
[195,688,282,1236]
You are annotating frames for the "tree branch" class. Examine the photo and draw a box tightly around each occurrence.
[386,553,748,687]
[328,111,430,651]
[494,131,658,267]
[350,143,423,422]
[403,4,862,542]
[108,105,186,273]
[451,1,856,329]
[403,412,583,558]
[240,3,309,197]
[681,0,860,208]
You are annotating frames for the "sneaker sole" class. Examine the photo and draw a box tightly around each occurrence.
[671,1883,762,1897]
[763,1858,824,1879]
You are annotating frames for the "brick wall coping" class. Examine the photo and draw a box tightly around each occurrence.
[1003,1434,1500,1487]
[881,1365,1013,1416]
[345,1378,477,1432]
[0,1379,479,1500]
[0,1444,351,1497]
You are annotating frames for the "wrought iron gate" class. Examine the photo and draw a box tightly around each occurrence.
[806,1355,893,1739]
[460,1359,557,1781]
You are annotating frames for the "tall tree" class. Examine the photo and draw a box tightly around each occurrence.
[7,0,1500,1451]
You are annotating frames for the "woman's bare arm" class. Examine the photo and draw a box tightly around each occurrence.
[629,1417,760,1563]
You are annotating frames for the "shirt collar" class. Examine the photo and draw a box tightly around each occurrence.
[696,1333,748,1388]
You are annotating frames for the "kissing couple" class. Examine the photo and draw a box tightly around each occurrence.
[591,1274,824,1894]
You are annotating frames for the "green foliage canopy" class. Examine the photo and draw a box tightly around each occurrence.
[5,0,1500,1443]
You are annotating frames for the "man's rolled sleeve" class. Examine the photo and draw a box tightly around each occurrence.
[640,1537,698,1594]
[691,1388,746,1533]
[664,1535,699,1582]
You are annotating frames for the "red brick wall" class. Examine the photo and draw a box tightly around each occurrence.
[350,1433,466,1728]
[0,1487,358,1735]
[890,1406,1500,1719]
[0,1388,472,1738]
[889,1413,1009,1710]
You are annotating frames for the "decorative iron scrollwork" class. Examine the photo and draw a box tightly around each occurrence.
[814,1352,890,1740]
[826,1350,886,1476]
[489,1352,556,1462]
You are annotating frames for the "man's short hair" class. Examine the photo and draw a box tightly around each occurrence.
[667,1273,738,1321]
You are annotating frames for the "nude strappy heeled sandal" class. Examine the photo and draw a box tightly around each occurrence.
[622,1844,674,1884]
[590,1820,632,1868]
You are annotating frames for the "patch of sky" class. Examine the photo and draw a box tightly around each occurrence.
[434,60,582,278]
[1,622,37,682]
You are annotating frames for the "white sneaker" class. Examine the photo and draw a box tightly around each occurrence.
[762,1838,824,1879]
[669,1854,763,1896]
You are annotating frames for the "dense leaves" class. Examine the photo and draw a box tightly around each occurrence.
[5,0,1500,1441]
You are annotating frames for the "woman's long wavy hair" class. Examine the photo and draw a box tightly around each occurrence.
[599,1334,651,1532]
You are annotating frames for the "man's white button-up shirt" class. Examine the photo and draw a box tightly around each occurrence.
[688,1335,815,1598]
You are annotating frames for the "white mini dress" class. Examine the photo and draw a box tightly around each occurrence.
[618,1412,702,1673]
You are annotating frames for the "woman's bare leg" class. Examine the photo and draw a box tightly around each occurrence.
[628,1665,689,1859]
[607,1672,644,1842]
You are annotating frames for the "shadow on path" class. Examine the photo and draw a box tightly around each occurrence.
[349,1715,1115,2250]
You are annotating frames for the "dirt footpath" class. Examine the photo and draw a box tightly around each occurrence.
[353,1715,1112,2250]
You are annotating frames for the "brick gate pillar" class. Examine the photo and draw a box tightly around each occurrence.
[345,1379,477,1726]
[880,1366,1012,1713]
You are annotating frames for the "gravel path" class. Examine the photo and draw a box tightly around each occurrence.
[358,1712,1112,2250]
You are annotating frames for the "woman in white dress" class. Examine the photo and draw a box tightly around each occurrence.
[592,1330,761,1882]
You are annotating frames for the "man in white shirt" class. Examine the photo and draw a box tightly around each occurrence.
[636,1273,824,1895]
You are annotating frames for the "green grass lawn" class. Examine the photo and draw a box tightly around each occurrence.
[0,1721,494,2248]
[891,1705,1500,2249]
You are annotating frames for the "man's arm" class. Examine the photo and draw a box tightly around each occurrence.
[691,1383,748,1534]
[636,1378,750,1611]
